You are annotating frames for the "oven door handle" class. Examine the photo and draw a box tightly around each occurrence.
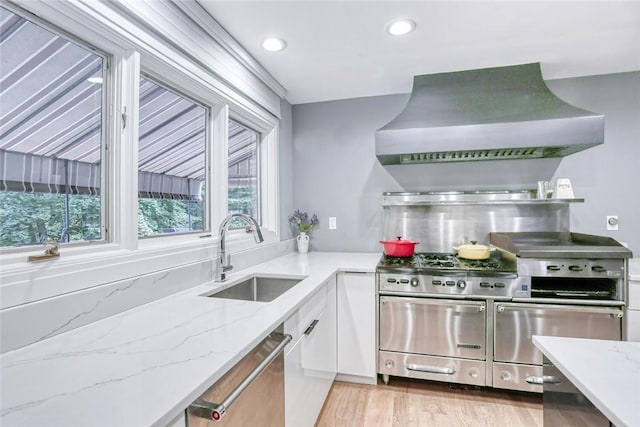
[406,363,455,375]
[382,296,485,311]
[511,297,625,307]
[496,303,624,317]
[525,375,562,385]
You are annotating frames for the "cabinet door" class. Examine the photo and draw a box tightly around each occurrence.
[627,310,640,342]
[285,277,337,427]
[337,272,375,378]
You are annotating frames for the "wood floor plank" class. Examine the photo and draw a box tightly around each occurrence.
[316,378,542,427]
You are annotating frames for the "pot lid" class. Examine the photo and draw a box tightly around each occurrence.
[380,237,419,245]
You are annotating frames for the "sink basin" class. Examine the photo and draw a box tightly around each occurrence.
[205,275,305,302]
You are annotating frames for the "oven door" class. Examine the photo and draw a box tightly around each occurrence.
[494,302,622,365]
[379,296,486,359]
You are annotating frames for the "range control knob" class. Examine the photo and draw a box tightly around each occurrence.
[410,277,419,287]
[457,280,466,289]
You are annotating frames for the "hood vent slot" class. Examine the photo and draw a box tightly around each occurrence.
[376,63,604,165]
[400,146,565,164]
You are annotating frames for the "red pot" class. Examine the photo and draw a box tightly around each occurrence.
[379,237,419,257]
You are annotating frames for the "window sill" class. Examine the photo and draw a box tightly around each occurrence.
[0,227,279,309]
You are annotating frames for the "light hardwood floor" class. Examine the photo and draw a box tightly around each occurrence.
[315,379,543,427]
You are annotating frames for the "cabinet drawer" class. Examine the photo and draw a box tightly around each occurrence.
[492,362,543,393]
[298,280,329,334]
[378,351,485,386]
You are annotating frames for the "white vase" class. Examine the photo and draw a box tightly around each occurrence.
[297,232,310,253]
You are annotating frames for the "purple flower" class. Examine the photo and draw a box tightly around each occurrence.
[289,209,319,232]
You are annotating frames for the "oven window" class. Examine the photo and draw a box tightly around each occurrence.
[530,277,617,300]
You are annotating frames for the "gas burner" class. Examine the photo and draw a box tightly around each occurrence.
[423,260,456,268]
[419,253,455,262]
[462,259,501,270]
[381,255,419,269]
[377,250,516,275]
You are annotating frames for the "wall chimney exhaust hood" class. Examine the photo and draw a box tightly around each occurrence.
[375,63,604,165]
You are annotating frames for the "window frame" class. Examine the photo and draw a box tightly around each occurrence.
[136,72,211,240]
[0,0,282,308]
[0,2,112,252]
[227,115,262,228]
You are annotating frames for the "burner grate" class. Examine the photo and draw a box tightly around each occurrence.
[377,252,516,274]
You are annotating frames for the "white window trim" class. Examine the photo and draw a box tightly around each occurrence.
[0,0,284,309]
[112,49,141,250]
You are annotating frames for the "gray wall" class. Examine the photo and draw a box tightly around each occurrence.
[292,71,640,255]
[278,98,295,240]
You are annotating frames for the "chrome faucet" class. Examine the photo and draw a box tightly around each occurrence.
[215,214,264,282]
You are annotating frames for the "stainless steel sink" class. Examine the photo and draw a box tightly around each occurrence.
[205,275,305,302]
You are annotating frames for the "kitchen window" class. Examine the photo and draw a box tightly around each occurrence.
[137,76,208,237]
[0,5,108,248]
[1,0,281,291]
[228,119,259,228]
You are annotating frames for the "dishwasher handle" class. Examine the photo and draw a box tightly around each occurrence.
[189,332,292,422]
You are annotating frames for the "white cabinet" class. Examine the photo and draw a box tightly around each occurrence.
[626,262,640,341]
[284,276,337,427]
[336,272,376,384]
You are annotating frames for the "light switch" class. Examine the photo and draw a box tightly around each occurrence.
[607,216,619,231]
[329,217,337,229]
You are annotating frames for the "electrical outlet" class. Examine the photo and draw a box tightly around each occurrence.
[329,217,337,229]
[606,215,619,231]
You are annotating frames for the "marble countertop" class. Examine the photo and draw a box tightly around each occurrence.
[533,335,640,427]
[0,252,380,427]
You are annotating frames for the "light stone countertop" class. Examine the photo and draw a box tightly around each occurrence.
[0,252,380,427]
[532,335,640,427]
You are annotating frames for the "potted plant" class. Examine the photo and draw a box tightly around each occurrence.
[289,209,318,253]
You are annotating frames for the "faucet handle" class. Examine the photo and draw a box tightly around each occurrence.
[222,254,233,272]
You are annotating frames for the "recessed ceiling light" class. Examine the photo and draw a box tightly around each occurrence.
[262,37,287,52]
[87,76,103,84]
[386,18,416,36]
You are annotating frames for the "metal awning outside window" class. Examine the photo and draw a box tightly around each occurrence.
[0,6,258,201]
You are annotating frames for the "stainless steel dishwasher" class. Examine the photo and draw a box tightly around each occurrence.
[187,329,291,426]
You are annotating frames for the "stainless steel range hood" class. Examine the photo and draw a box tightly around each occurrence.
[375,63,604,165]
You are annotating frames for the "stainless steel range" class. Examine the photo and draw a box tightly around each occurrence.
[378,251,520,388]
[376,192,632,393]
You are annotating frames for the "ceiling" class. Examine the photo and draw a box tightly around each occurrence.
[198,1,640,105]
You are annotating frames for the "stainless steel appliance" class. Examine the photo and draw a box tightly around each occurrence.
[187,330,291,426]
[490,232,631,392]
[378,252,519,387]
[375,63,604,165]
[377,233,632,392]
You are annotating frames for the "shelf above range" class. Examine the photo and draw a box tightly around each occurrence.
[381,190,584,206]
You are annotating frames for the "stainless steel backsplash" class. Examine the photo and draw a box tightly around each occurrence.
[381,194,570,253]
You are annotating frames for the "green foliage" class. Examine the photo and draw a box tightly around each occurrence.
[138,198,204,236]
[0,192,101,247]
[1,185,256,246]
[228,186,256,215]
